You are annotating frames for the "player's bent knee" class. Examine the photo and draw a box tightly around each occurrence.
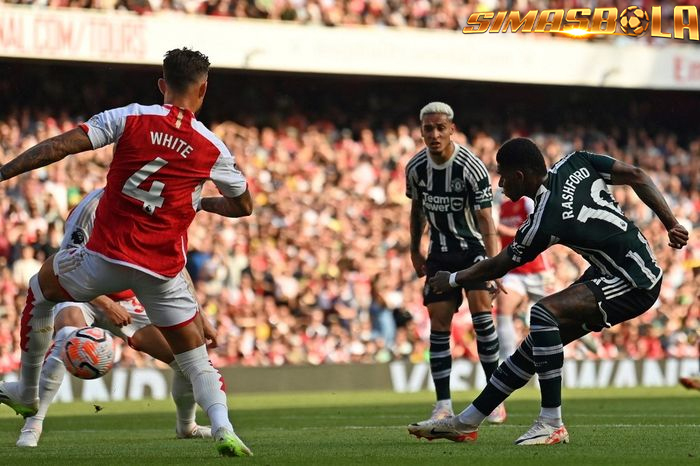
[427,304,454,330]
[128,332,144,352]
[531,300,564,323]
[130,327,175,364]
[38,257,72,302]
[54,306,88,329]
[469,289,493,309]
[159,320,206,354]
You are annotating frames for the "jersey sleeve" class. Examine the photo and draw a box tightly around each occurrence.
[405,163,418,200]
[60,206,93,250]
[469,159,493,210]
[59,189,104,249]
[506,213,551,265]
[210,148,248,198]
[580,151,616,184]
[79,104,136,149]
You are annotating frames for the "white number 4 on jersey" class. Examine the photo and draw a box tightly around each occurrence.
[121,157,168,215]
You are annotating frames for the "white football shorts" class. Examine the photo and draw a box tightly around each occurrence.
[53,297,151,339]
[53,247,198,328]
[501,272,547,303]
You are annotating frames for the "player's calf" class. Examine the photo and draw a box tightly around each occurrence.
[173,345,232,433]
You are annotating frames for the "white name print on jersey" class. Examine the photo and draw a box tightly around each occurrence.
[150,131,194,158]
[561,167,590,219]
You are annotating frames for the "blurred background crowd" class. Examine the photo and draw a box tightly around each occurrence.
[0,0,692,42]
[0,64,697,374]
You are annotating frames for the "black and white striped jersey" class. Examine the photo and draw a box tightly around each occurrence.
[405,143,493,254]
[507,151,661,290]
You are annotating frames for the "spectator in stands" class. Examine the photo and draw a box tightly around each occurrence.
[1,0,690,47]
[0,77,697,371]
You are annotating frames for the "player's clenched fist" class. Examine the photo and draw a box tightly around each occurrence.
[667,223,689,249]
[429,270,452,294]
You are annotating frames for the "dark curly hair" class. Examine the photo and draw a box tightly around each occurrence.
[162,48,210,94]
[496,138,547,177]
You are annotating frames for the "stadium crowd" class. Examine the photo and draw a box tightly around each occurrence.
[0,0,687,39]
[0,76,697,374]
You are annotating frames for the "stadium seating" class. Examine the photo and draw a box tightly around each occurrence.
[0,64,697,372]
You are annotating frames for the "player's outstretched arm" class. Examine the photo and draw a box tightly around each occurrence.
[430,248,515,293]
[610,160,689,249]
[199,189,253,218]
[0,128,92,181]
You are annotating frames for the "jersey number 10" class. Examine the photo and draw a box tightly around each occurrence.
[576,179,627,231]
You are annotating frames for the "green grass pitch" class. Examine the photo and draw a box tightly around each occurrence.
[0,386,697,465]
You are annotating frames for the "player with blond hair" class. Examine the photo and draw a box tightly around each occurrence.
[405,102,504,425]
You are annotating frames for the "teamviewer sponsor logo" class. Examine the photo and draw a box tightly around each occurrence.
[422,193,465,212]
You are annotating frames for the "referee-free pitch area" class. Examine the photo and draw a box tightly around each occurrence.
[0,386,697,465]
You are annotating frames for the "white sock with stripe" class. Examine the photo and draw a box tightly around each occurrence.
[19,275,56,403]
[173,345,232,434]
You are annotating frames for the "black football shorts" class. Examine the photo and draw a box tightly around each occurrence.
[575,266,662,332]
[423,247,489,308]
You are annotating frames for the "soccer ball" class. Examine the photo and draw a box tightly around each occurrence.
[62,327,115,379]
[619,6,650,36]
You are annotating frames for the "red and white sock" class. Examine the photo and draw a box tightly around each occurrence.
[24,325,77,431]
[19,275,56,403]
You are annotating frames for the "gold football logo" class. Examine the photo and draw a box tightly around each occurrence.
[619,6,650,36]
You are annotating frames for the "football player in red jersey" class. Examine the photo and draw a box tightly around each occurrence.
[17,188,216,447]
[0,48,253,457]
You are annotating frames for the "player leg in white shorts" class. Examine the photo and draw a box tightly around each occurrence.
[16,301,95,447]
[96,296,213,441]
[497,272,547,362]
[5,248,245,456]
[16,297,211,447]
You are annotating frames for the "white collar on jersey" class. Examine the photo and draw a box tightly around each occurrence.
[427,142,459,169]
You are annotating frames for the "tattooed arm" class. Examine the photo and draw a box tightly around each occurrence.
[0,128,92,181]
[610,160,688,249]
[200,189,253,218]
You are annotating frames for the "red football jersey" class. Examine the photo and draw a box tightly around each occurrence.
[499,197,549,274]
[79,104,247,278]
